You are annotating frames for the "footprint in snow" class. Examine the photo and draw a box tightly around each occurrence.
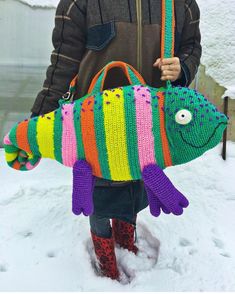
[18,230,33,238]
[212,238,224,249]
[179,238,192,247]
[212,237,231,258]
[47,251,57,258]
[0,264,8,272]
[86,222,160,284]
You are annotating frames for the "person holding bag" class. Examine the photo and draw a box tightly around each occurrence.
[30,0,201,281]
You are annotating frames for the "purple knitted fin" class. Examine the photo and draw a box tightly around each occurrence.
[72,160,96,216]
[142,164,189,217]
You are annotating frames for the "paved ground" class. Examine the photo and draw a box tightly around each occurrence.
[0,65,46,147]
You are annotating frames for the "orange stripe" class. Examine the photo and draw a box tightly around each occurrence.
[70,74,78,88]
[161,0,166,59]
[12,160,21,170]
[171,0,175,56]
[158,92,172,167]
[16,121,32,154]
[81,97,102,177]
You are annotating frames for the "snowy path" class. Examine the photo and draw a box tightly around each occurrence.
[0,143,235,291]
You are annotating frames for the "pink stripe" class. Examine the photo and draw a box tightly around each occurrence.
[25,162,34,170]
[134,86,156,171]
[26,159,41,170]
[3,133,11,145]
[61,103,77,167]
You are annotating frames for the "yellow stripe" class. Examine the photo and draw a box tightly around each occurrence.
[36,112,55,159]
[5,152,17,162]
[103,88,131,180]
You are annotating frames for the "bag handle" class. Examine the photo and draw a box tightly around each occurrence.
[87,61,146,95]
[62,61,145,102]
[161,0,176,88]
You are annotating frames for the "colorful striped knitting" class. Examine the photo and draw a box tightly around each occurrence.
[3,71,228,181]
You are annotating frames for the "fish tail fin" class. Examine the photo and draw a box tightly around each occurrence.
[3,122,41,171]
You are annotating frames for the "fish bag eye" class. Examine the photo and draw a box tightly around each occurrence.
[175,109,192,125]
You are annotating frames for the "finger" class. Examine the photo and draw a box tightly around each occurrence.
[161,204,171,214]
[153,58,162,68]
[161,57,180,65]
[162,70,177,76]
[72,206,82,215]
[179,196,189,208]
[145,185,161,217]
[151,197,162,217]
[161,75,176,81]
[161,65,180,71]
[171,205,184,216]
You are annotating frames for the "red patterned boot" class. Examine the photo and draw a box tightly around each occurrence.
[91,230,120,280]
[112,218,138,255]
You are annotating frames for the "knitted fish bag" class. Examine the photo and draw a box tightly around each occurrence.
[3,0,228,217]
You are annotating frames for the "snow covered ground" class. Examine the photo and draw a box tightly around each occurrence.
[0,142,235,291]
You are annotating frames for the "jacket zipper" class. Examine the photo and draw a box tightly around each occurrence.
[136,0,142,74]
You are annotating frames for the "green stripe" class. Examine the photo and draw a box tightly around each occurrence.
[150,87,165,169]
[4,144,18,153]
[74,101,85,159]
[29,156,41,166]
[8,160,15,168]
[53,108,63,164]
[9,124,18,148]
[164,0,174,58]
[123,86,141,179]
[28,118,41,156]
[92,71,105,94]
[127,68,143,85]
[94,93,111,179]
[20,165,28,171]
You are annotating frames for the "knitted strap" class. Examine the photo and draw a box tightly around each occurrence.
[161,0,175,59]
[161,0,175,88]
[88,61,146,95]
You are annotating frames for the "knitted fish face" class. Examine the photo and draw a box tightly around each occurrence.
[163,86,228,165]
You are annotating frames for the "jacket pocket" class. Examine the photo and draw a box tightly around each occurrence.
[86,21,116,51]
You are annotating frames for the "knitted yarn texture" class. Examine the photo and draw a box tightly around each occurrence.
[3,83,228,181]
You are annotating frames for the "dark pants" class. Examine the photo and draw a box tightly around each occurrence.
[89,213,137,239]
[89,214,112,238]
[89,179,147,239]
[91,179,148,225]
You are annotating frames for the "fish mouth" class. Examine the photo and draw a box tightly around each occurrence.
[179,122,227,148]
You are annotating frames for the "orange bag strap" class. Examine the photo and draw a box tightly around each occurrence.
[87,61,146,95]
